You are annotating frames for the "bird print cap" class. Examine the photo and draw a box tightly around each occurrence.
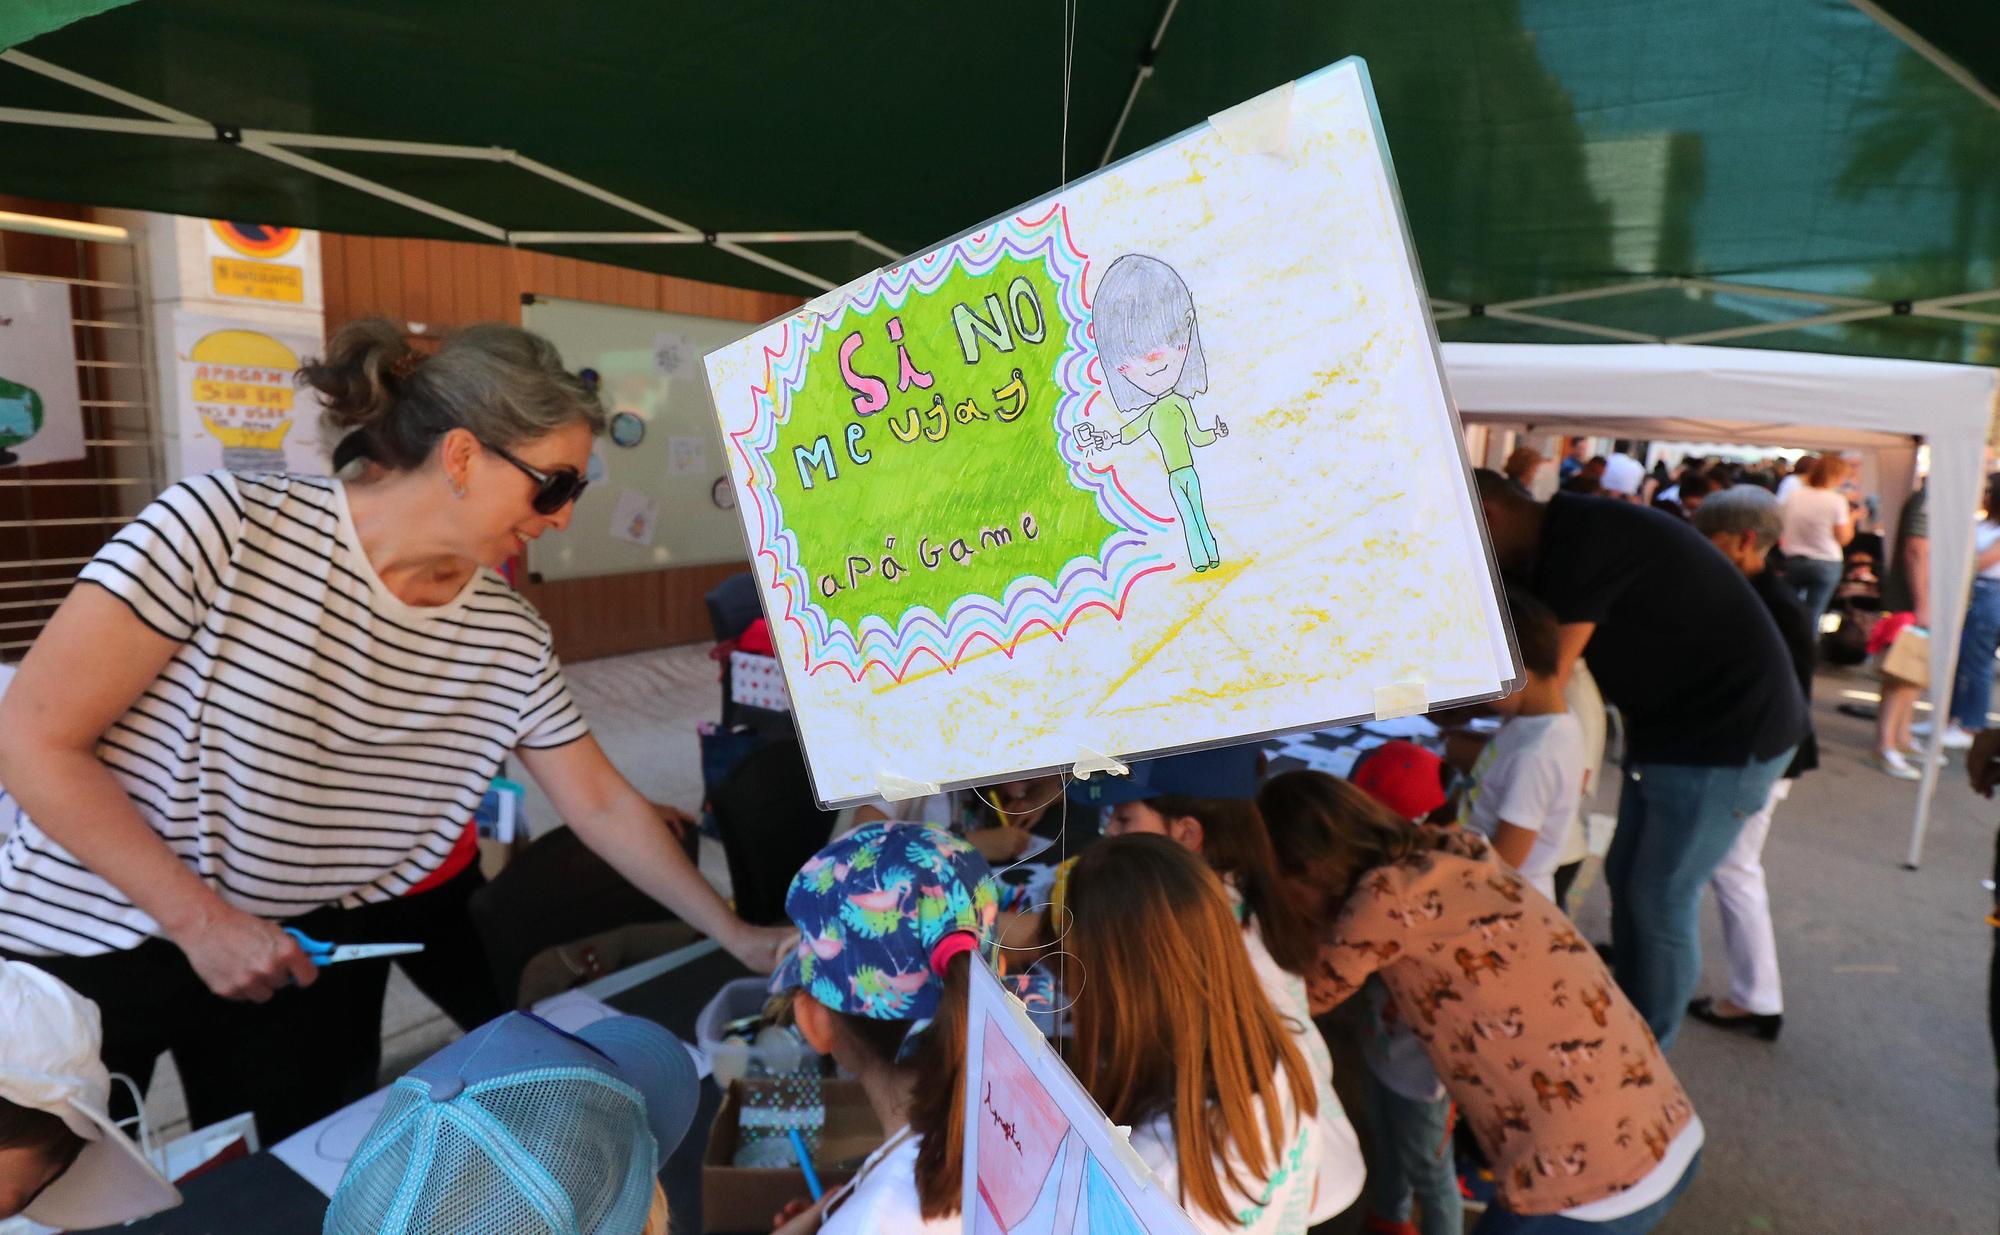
[770,822,999,1023]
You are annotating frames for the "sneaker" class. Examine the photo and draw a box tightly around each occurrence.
[1942,724,1977,750]
[1875,750,1923,781]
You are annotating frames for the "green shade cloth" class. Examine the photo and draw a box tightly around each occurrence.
[5,0,1998,362]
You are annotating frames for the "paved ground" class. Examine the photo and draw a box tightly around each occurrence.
[138,646,2000,1232]
[1582,662,1999,1235]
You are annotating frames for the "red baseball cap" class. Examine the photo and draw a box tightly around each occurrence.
[1352,741,1446,821]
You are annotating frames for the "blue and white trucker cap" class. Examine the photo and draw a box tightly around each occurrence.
[323,1012,698,1235]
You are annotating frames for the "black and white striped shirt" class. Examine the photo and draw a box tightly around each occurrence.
[0,472,588,957]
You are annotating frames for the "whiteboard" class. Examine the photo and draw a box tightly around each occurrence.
[523,297,755,580]
[704,59,1517,806]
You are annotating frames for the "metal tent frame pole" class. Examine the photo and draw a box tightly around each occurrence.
[0,49,920,292]
[1432,275,2000,346]
[9,49,2000,320]
[1098,0,1182,167]
[1852,0,2000,117]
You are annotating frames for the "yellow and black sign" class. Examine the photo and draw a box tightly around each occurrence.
[207,221,305,303]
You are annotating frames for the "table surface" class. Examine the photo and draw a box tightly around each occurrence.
[97,944,755,1235]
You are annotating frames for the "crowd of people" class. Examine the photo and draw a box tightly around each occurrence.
[0,322,1987,1235]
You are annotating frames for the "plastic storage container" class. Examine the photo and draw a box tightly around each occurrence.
[695,977,820,1086]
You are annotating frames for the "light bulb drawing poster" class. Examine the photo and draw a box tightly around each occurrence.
[705,58,1514,806]
[172,311,326,478]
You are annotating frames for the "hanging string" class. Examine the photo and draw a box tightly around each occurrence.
[1060,0,1080,186]
[977,772,1086,1022]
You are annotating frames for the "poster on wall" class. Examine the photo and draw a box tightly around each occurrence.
[171,311,325,476]
[204,221,307,303]
[704,57,1515,806]
[961,960,1202,1235]
[0,275,86,467]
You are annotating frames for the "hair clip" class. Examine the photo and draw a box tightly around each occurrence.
[389,351,425,382]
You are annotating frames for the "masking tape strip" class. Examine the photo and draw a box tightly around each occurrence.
[1208,80,1297,158]
[798,269,879,323]
[875,770,942,802]
[1373,679,1430,721]
[1103,1122,1164,1192]
[1072,747,1130,780]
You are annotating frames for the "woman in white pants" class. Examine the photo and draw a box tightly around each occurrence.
[1688,487,1818,1040]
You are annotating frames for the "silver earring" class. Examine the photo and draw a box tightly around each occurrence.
[449,477,466,499]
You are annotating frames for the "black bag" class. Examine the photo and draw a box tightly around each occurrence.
[1820,602,1872,666]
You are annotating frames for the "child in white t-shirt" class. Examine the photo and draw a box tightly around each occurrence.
[1460,590,1587,902]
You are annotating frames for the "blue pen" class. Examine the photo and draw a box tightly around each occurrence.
[786,1128,823,1201]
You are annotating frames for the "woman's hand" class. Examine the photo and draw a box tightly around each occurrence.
[167,903,318,1002]
[725,920,801,974]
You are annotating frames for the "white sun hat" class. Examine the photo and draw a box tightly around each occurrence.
[0,960,180,1227]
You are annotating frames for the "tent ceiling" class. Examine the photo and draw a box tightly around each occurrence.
[1456,415,1917,453]
[1443,342,1996,450]
[5,1,2000,364]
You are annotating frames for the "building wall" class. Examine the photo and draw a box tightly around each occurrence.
[319,235,799,661]
[0,197,157,658]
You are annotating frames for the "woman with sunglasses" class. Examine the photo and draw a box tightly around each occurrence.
[0,318,795,1142]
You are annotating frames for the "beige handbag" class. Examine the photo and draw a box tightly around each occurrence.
[1881,624,1930,688]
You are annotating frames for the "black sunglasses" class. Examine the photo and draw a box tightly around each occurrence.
[485,442,588,515]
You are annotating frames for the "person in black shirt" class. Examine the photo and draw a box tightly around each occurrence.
[1475,470,1805,1047]
[1684,486,1819,1041]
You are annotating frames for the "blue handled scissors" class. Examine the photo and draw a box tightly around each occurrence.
[284,928,424,967]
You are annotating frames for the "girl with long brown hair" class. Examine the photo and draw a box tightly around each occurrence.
[1063,833,1330,1233]
[1258,771,1701,1234]
[1079,749,1366,1225]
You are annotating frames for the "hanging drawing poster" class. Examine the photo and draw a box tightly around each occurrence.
[172,311,326,476]
[704,57,1516,805]
[0,276,86,467]
[962,959,1201,1235]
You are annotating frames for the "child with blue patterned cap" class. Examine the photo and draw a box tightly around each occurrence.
[767,821,998,1235]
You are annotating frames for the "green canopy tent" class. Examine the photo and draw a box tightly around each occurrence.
[4,0,2000,866]
[4,0,2000,362]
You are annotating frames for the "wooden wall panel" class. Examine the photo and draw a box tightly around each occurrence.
[516,561,748,663]
[321,234,799,663]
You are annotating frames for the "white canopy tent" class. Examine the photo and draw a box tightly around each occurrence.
[1442,342,1998,867]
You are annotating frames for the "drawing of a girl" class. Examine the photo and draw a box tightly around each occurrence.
[1079,255,1228,572]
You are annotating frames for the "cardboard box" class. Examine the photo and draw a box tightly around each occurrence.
[701,1078,885,1233]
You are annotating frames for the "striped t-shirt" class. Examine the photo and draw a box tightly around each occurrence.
[0,472,588,957]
